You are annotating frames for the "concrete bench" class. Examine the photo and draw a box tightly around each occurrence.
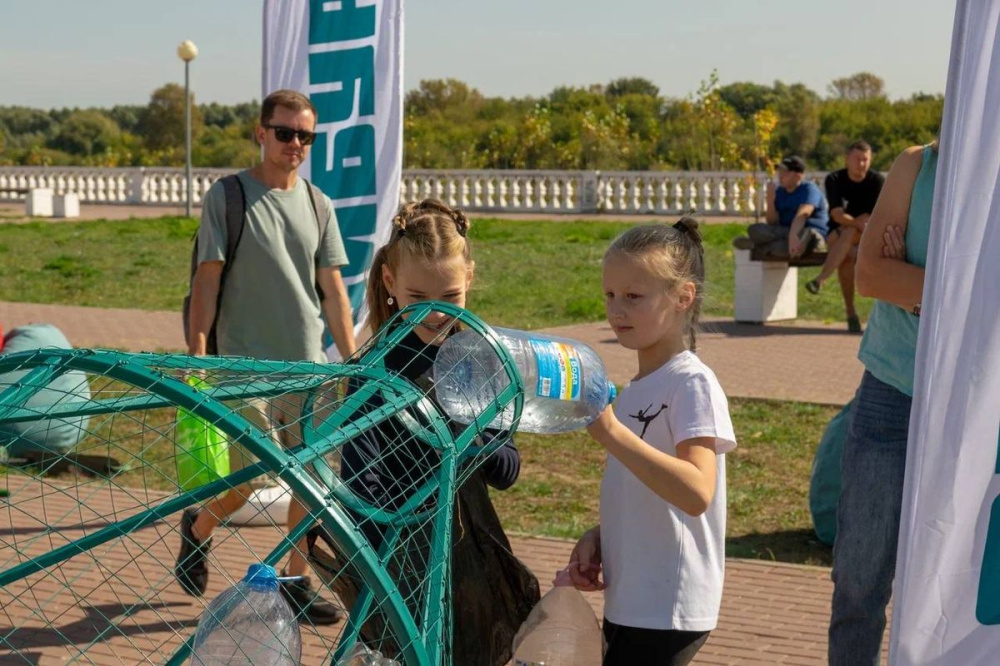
[20,190,80,218]
[734,247,828,323]
[53,193,80,218]
[25,188,54,217]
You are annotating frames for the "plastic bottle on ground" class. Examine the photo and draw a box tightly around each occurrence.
[190,563,301,666]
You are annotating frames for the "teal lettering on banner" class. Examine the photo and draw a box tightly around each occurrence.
[309,0,375,43]
[335,204,378,312]
[309,125,376,200]
[309,48,375,122]
[976,428,1000,624]
[308,0,382,330]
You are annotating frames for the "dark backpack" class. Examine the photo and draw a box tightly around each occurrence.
[182,174,331,354]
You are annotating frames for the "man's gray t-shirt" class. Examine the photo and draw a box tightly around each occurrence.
[197,170,348,362]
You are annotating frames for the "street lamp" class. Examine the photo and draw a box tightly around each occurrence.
[177,40,198,217]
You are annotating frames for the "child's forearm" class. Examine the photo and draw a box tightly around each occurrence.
[479,435,520,490]
[593,421,716,516]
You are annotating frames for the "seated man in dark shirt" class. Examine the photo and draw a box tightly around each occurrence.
[733,155,830,259]
[805,140,885,334]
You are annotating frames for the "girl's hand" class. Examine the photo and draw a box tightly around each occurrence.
[586,404,618,444]
[568,526,605,591]
[882,225,906,259]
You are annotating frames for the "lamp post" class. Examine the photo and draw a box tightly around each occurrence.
[177,40,198,217]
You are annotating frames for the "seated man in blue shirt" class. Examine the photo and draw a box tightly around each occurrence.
[734,155,830,259]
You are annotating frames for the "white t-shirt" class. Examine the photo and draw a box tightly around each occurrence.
[600,350,736,631]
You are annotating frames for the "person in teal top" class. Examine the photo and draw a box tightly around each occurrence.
[829,143,938,666]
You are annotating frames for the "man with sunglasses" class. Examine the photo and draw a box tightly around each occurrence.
[178,89,356,625]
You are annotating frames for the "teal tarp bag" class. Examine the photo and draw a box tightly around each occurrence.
[809,398,856,546]
[0,324,91,458]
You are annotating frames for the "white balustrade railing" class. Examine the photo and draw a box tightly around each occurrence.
[400,170,590,213]
[0,166,830,216]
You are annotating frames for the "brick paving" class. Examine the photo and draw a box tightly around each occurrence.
[0,478,887,665]
[0,303,863,406]
[0,298,878,663]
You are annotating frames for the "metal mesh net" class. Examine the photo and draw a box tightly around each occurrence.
[0,303,526,665]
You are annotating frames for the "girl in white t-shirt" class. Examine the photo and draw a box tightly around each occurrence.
[568,219,737,665]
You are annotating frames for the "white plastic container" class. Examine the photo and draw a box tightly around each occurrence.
[511,575,603,666]
[191,564,301,665]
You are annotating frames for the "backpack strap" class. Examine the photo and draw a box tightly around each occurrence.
[304,179,330,250]
[304,179,331,300]
[206,174,246,353]
[220,174,247,272]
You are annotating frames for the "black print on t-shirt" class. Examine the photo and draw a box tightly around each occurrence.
[628,403,669,439]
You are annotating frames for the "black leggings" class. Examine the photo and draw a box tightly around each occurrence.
[602,619,710,666]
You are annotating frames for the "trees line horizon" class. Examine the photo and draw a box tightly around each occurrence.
[0,71,941,173]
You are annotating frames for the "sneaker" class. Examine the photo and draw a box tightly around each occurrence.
[732,235,754,250]
[175,508,211,597]
[280,575,344,626]
[806,279,821,295]
[847,315,863,335]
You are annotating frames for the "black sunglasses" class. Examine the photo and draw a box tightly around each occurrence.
[263,124,317,146]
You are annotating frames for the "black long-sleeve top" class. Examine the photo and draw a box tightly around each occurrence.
[340,328,520,520]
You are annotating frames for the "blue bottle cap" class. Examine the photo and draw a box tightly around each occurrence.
[243,563,279,592]
[607,382,618,404]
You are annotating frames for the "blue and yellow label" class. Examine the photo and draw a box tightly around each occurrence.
[530,338,581,401]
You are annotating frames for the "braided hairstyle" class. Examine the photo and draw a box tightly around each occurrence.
[366,199,472,333]
[604,217,706,351]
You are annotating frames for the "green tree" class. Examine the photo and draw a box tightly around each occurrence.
[772,81,822,158]
[405,79,484,120]
[606,77,660,99]
[49,110,121,157]
[716,81,778,118]
[828,72,887,101]
[106,105,145,133]
[193,120,260,168]
[139,83,204,154]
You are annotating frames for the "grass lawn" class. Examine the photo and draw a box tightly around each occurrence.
[493,396,837,566]
[5,391,835,567]
[0,215,871,327]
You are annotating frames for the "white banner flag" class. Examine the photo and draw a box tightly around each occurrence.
[262,0,404,359]
[890,1,1000,663]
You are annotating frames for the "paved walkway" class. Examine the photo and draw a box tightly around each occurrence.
[1,478,882,665]
[0,299,878,663]
[0,301,863,406]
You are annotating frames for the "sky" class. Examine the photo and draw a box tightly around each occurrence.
[0,0,956,109]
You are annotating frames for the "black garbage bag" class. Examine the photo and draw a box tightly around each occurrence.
[310,470,540,665]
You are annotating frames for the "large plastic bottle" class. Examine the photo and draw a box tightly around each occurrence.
[190,564,301,666]
[511,570,604,666]
[433,327,616,434]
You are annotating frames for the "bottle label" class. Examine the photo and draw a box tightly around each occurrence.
[529,338,581,401]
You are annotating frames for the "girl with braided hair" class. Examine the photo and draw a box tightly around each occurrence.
[338,199,538,665]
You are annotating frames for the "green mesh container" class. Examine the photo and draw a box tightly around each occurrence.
[0,303,524,665]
